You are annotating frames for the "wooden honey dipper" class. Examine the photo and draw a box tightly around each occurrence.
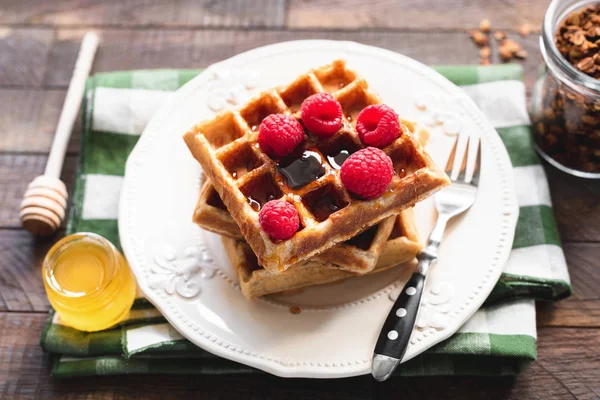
[20,32,99,236]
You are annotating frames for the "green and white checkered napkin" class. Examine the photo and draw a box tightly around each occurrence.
[41,65,572,378]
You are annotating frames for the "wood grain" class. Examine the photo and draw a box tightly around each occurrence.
[0,28,54,87]
[0,89,81,153]
[537,299,600,329]
[0,27,541,94]
[546,166,600,243]
[286,0,550,31]
[537,243,600,328]
[0,0,286,28]
[0,231,54,312]
[0,0,549,32]
[1,312,599,399]
[0,154,77,229]
[38,28,538,89]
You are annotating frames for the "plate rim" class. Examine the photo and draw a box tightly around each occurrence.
[119,39,519,378]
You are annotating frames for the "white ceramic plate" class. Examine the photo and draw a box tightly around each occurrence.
[119,40,518,378]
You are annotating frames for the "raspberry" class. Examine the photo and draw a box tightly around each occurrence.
[301,93,343,137]
[356,104,400,148]
[258,114,304,157]
[259,200,300,241]
[340,147,393,199]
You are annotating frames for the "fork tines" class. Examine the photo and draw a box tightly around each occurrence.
[446,133,481,186]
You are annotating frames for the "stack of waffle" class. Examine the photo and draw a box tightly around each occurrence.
[184,60,449,299]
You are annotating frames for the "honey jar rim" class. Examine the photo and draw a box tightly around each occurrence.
[43,232,120,298]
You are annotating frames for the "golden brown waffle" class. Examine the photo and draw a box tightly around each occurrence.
[222,208,422,299]
[194,180,396,274]
[184,60,448,272]
[193,178,242,239]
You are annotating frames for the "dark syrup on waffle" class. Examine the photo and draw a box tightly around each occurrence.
[326,150,350,170]
[277,149,325,189]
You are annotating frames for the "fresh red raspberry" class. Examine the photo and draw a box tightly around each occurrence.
[258,114,304,157]
[356,104,400,148]
[300,93,343,137]
[258,200,300,241]
[340,147,394,199]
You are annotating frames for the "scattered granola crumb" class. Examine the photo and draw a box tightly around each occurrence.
[499,45,514,61]
[503,39,521,52]
[497,36,527,62]
[471,30,489,47]
[514,49,528,59]
[290,306,301,315]
[480,46,491,59]
[519,23,531,37]
[480,18,492,33]
[470,19,528,64]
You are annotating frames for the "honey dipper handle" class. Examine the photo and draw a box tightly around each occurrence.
[45,32,99,178]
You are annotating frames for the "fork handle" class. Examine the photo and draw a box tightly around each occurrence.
[374,271,426,358]
[372,214,449,381]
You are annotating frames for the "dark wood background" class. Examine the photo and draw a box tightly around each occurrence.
[1,1,599,399]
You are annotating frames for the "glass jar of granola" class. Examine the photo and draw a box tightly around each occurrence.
[531,0,600,178]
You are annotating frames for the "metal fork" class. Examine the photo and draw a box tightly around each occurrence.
[371,132,481,381]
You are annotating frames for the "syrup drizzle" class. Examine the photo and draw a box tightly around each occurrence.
[277,150,325,189]
[327,150,350,170]
[247,197,261,211]
[246,193,277,212]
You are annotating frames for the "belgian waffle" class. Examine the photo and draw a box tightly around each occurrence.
[184,60,449,272]
[194,179,396,274]
[222,209,422,299]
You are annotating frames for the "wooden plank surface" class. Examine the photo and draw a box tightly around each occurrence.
[286,0,550,31]
[0,0,549,32]
[0,28,53,87]
[44,28,495,86]
[546,167,600,243]
[1,312,599,399]
[0,27,539,90]
[0,231,52,312]
[0,89,81,153]
[0,0,599,398]
[0,0,286,28]
[0,154,77,228]
[537,243,600,328]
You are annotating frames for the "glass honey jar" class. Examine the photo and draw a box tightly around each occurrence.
[43,232,137,332]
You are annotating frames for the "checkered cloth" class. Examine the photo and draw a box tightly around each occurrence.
[41,65,571,378]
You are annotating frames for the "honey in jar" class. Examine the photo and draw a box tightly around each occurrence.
[43,232,136,331]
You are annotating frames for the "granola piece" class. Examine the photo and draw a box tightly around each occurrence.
[470,30,489,47]
[480,19,492,33]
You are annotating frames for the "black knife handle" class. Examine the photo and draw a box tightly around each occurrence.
[374,272,426,360]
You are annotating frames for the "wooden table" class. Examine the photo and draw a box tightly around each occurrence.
[1,1,599,398]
